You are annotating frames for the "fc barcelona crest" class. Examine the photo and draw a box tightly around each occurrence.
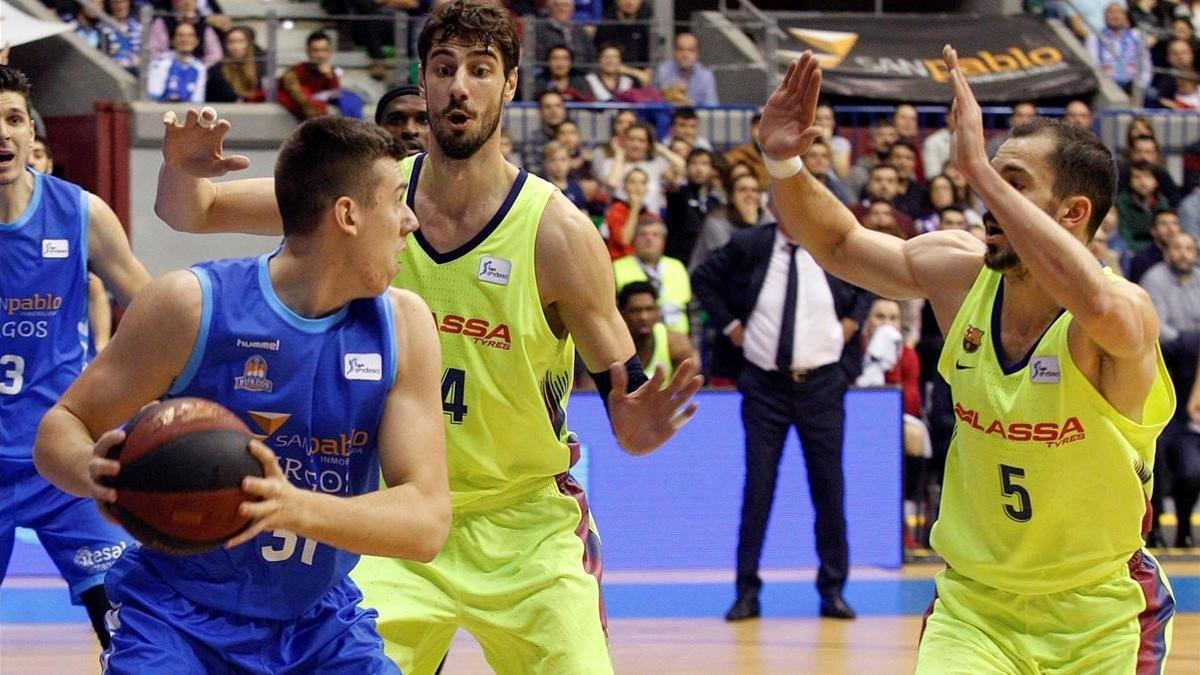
[962,325,984,353]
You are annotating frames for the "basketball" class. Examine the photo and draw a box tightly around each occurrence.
[104,398,262,555]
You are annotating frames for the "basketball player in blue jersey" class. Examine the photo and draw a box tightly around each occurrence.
[0,65,151,648]
[34,116,451,673]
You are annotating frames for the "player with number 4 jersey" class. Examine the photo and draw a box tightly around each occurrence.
[34,117,450,674]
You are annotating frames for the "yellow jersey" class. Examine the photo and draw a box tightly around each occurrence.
[394,155,576,510]
[642,322,673,380]
[931,266,1174,594]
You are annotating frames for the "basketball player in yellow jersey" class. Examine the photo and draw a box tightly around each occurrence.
[757,48,1176,673]
[151,3,703,673]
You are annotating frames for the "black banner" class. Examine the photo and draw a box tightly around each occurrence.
[776,15,1098,102]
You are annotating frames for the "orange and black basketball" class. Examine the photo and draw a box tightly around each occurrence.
[104,398,262,555]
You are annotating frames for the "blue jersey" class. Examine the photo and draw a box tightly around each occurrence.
[0,169,90,469]
[109,253,397,620]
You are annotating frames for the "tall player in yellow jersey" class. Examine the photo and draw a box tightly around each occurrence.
[151,2,702,673]
[757,48,1176,672]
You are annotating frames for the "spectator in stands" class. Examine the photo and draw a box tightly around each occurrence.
[853,297,929,549]
[554,119,594,185]
[542,141,587,213]
[585,43,646,102]
[916,174,981,233]
[666,148,722,264]
[613,219,693,334]
[1122,134,1183,205]
[149,0,223,68]
[205,26,265,103]
[725,112,769,190]
[535,45,593,102]
[662,106,713,152]
[29,136,52,174]
[147,22,206,103]
[691,174,769,270]
[850,164,916,238]
[523,89,569,176]
[1150,37,1197,105]
[278,31,363,121]
[374,84,427,156]
[604,168,659,260]
[337,0,395,81]
[149,0,231,33]
[814,103,851,178]
[934,205,967,232]
[101,0,141,74]
[1181,184,1200,236]
[1086,3,1153,95]
[591,108,640,179]
[1129,209,1183,283]
[859,199,907,239]
[941,161,985,215]
[1129,0,1175,38]
[692,219,862,622]
[922,112,952,179]
[599,120,683,215]
[846,119,897,199]
[1155,15,1200,66]
[1165,73,1200,107]
[1088,219,1126,275]
[803,138,852,205]
[891,104,922,179]
[986,101,1037,158]
[618,281,695,379]
[68,0,109,54]
[656,32,719,106]
[536,0,596,66]
[593,0,652,66]
[1119,161,1172,251]
[1063,99,1094,128]
[499,129,523,168]
[886,139,924,218]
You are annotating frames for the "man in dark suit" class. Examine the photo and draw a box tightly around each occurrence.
[692,222,869,621]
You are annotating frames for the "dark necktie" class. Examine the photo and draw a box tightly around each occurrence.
[775,243,799,373]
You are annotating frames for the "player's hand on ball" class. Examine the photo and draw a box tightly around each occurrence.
[225,440,300,549]
[942,45,990,178]
[161,106,251,178]
[89,429,124,524]
[757,52,825,162]
[608,358,703,455]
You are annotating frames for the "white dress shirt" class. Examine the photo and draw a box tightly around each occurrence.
[740,230,843,372]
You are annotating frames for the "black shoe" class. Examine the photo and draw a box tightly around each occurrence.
[1175,532,1194,549]
[724,590,760,621]
[819,594,857,620]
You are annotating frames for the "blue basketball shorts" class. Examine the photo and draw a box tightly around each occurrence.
[101,571,399,674]
[0,464,131,603]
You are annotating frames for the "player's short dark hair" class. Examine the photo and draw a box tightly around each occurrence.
[374,84,421,125]
[420,0,521,74]
[306,30,330,46]
[672,106,698,123]
[274,117,404,238]
[618,280,658,308]
[1010,117,1116,239]
[0,65,33,116]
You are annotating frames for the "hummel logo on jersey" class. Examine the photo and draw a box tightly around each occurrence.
[344,353,383,381]
[477,256,512,286]
[954,360,973,370]
[42,239,69,258]
[1030,356,1060,384]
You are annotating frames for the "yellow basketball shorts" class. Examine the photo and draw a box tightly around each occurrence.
[916,550,1174,674]
[351,474,611,675]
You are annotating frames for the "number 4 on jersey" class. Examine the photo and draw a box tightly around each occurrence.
[441,368,469,424]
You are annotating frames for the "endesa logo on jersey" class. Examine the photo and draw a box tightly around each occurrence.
[954,402,1085,447]
[234,355,274,393]
[432,312,512,351]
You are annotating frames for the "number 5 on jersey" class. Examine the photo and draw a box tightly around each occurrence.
[999,464,1032,522]
[441,368,469,424]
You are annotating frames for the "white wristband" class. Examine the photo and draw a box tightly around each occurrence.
[762,154,804,180]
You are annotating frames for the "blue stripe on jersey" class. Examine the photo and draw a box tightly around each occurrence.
[0,170,89,468]
[111,254,395,620]
[167,267,213,396]
[381,290,397,390]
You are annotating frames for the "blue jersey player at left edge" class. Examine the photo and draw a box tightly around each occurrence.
[0,65,151,648]
[34,113,451,673]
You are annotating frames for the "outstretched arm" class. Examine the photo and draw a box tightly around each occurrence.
[941,45,1159,360]
[155,107,282,235]
[759,54,982,306]
[87,194,151,307]
[538,194,702,455]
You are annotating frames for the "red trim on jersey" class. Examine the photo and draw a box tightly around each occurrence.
[1129,550,1173,675]
[557,439,608,635]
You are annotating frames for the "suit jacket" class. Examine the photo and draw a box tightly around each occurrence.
[691,223,872,378]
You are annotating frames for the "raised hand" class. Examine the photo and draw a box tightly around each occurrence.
[757,52,825,161]
[161,106,251,178]
[608,359,703,455]
[942,45,989,178]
